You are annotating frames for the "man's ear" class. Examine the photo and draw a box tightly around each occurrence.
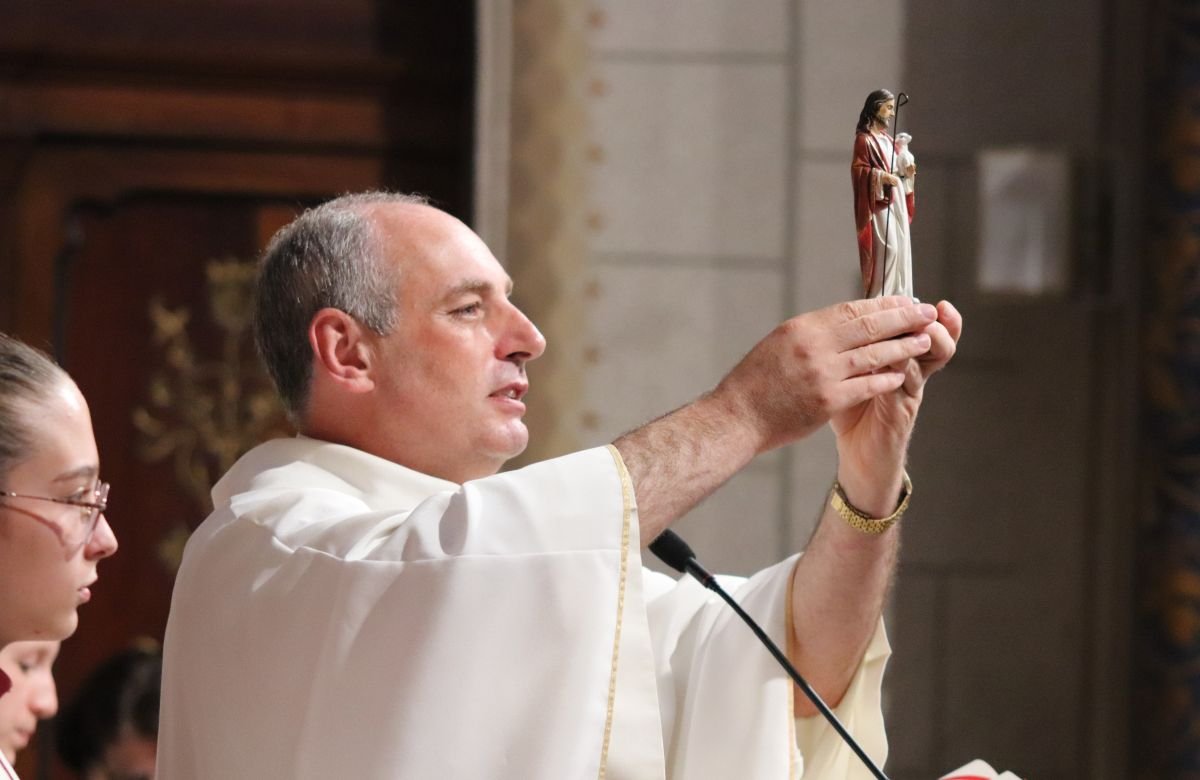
[308,308,375,393]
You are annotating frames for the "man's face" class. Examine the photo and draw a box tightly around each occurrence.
[363,205,546,483]
[876,99,895,124]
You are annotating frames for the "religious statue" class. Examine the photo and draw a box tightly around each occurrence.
[851,89,916,297]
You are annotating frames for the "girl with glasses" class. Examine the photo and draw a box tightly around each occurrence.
[0,334,118,778]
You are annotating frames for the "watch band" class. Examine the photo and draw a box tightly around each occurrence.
[829,472,912,535]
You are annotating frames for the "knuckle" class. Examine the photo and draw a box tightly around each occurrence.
[794,362,818,391]
[865,344,883,369]
[777,317,802,340]
[860,314,882,341]
[835,301,860,321]
[846,347,870,374]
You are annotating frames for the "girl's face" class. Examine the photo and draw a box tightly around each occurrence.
[0,380,118,646]
[0,640,59,762]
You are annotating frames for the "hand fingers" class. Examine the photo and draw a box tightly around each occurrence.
[912,301,962,379]
[823,296,917,325]
[837,370,907,409]
[888,300,961,396]
[841,332,931,377]
[832,301,937,351]
[902,353,925,397]
[920,319,956,371]
[936,300,963,343]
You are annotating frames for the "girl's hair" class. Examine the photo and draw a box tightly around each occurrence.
[0,334,70,479]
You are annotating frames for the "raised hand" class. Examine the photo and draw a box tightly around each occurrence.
[710,296,939,455]
[831,299,962,505]
[616,296,948,545]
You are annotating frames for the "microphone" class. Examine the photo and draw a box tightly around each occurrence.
[649,529,890,780]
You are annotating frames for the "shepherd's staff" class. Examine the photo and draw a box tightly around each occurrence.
[881,91,909,296]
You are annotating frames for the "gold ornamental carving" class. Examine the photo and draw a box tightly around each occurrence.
[133,258,290,571]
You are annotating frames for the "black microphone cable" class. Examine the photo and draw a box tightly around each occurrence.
[649,529,890,780]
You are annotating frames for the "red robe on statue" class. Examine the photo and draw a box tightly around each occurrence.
[851,130,916,296]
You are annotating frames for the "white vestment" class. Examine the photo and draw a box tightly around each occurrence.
[158,437,889,779]
[868,131,914,298]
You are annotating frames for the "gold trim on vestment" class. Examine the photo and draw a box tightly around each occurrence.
[597,445,634,779]
[786,561,799,778]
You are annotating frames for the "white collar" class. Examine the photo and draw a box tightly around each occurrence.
[213,435,460,511]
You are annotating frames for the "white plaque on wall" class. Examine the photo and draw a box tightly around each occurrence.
[976,148,1070,295]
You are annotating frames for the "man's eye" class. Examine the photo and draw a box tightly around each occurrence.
[454,303,482,316]
[16,661,33,674]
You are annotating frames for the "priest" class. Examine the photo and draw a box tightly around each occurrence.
[157,191,960,778]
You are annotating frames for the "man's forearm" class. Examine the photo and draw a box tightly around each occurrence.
[614,392,763,547]
[789,461,904,717]
[788,303,962,717]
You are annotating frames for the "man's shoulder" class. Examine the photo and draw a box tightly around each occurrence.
[183,438,438,565]
[179,443,632,568]
[213,436,455,508]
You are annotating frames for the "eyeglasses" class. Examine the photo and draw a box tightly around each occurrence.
[0,481,109,551]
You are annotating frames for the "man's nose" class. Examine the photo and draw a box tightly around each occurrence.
[502,305,546,364]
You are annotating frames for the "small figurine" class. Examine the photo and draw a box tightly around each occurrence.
[851,89,915,297]
[894,132,916,194]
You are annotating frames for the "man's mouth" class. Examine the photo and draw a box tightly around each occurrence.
[490,383,528,402]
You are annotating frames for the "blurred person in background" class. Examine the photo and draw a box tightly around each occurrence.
[57,644,160,780]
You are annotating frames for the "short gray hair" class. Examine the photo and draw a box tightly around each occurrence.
[254,191,429,417]
[0,334,71,480]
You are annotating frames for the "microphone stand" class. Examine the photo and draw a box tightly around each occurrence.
[650,529,890,780]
